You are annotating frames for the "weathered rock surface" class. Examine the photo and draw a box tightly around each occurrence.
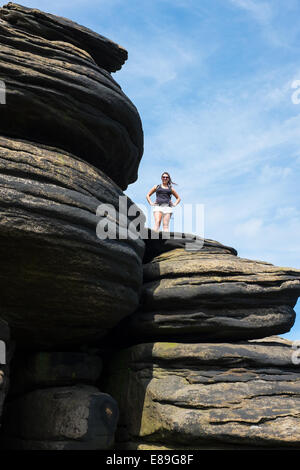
[2,384,118,449]
[0,136,145,348]
[9,351,102,396]
[105,337,300,449]
[125,239,300,342]
[141,229,237,263]
[0,2,143,189]
[0,2,127,72]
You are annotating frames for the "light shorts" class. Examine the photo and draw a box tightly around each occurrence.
[153,203,173,215]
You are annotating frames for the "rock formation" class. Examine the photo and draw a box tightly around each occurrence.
[0,2,144,449]
[0,3,300,452]
[104,234,300,449]
[105,337,300,449]
[125,238,299,343]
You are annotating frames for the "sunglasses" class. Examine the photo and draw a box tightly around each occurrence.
[162,176,169,179]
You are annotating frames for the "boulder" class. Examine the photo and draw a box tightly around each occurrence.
[125,239,300,342]
[105,337,300,449]
[0,2,143,189]
[0,136,145,348]
[1,384,118,449]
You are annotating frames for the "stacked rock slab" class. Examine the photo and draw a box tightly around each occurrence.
[1,351,118,450]
[0,3,145,349]
[125,232,300,342]
[104,231,300,449]
[105,337,300,449]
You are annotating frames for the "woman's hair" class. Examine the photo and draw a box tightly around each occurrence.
[161,171,177,189]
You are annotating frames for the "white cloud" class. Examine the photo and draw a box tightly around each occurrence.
[122,41,193,88]
[258,165,292,183]
[229,0,273,24]
[114,26,218,101]
[235,218,263,237]
[228,0,300,48]
[274,206,299,220]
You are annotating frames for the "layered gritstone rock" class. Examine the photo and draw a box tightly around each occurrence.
[125,236,300,342]
[105,338,300,449]
[0,3,145,450]
[0,136,145,348]
[0,2,143,189]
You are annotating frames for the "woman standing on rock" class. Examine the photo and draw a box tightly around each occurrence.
[146,172,181,232]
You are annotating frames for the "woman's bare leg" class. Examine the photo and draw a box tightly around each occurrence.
[154,211,163,231]
[162,213,171,231]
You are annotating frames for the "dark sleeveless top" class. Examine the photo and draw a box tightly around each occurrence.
[155,184,172,206]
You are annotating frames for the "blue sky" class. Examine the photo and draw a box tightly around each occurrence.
[1,0,300,340]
